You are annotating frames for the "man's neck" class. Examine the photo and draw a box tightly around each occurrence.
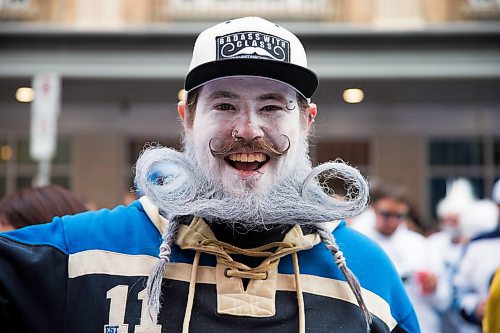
[208,220,294,248]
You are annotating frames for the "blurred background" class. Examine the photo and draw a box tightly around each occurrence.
[0,0,499,229]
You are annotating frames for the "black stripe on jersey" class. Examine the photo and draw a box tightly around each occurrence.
[0,238,67,333]
[65,274,401,333]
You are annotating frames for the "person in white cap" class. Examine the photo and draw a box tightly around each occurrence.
[351,183,441,333]
[427,178,484,333]
[452,180,500,333]
[0,17,419,333]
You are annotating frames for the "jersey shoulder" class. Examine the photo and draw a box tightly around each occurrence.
[336,222,418,332]
[0,200,160,256]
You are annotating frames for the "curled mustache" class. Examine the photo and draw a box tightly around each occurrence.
[209,133,290,159]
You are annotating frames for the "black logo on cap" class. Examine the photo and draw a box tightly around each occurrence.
[216,31,290,62]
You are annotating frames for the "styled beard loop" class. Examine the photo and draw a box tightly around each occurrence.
[134,139,373,332]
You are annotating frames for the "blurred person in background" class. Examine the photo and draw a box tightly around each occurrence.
[429,179,476,253]
[0,17,419,333]
[427,179,499,333]
[427,179,476,333]
[482,268,500,333]
[352,184,441,333]
[482,179,500,333]
[349,178,385,232]
[0,184,87,232]
[453,179,500,333]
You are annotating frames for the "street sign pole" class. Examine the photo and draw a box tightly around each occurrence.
[30,73,61,187]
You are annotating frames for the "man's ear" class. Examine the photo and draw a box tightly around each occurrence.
[178,100,192,132]
[306,103,317,128]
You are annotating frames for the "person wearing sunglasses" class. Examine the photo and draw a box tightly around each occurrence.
[354,184,440,333]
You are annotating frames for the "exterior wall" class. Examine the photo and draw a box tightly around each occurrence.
[339,0,374,23]
[372,0,425,27]
[424,0,465,22]
[73,135,126,209]
[373,137,426,216]
[2,0,497,24]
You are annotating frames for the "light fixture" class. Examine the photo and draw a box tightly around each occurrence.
[15,87,35,103]
[343,88,364,104]
[0,145,12,161]
[178,89,186,101]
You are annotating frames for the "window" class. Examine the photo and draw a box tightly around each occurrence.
[468,0,499,7]
[428,137,500,219]
[313,139,371,197]
[165,0,335,20]
[0,176,5,198]
[0,141,10,165]
[16,175,70,190]
[464,0,500,20]
[0,136,72,197]
[429,140,483,166]
[315,139,370,169]
[0,139,12,197]
[0,0,30,10]
[494,138,500,166]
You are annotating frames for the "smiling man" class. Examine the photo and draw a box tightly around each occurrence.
[0,17,419,333]
[184,77,307,194]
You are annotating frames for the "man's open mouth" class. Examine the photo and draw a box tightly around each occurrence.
[224,152,270,172]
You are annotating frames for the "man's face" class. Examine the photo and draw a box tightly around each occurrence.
[180,77,315,195]
[374,197,409,236]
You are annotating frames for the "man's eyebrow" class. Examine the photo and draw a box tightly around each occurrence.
[208,91,241,101]
[257,93,288,103]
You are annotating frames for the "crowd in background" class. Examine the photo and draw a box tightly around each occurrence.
[351,178,500,333]
[1,178,499,333]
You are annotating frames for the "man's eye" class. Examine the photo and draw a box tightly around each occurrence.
[261,105,283,112]
[214,103,236,111]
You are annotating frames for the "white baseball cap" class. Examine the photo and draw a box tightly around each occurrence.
[185,16,319,98]
[437,178,476,218]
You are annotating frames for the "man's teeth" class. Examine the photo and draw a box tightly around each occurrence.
[227,153,266,163]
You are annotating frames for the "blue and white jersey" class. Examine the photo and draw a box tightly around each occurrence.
[0,198,419,333]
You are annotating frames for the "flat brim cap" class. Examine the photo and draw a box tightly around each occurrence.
[185,17,318,98]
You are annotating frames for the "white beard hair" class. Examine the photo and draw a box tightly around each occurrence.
[138,140,373,330]
[134,139,369,228]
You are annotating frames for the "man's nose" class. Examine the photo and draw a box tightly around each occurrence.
[233,113,265,139]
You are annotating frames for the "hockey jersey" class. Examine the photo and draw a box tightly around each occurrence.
[0,198,419,333]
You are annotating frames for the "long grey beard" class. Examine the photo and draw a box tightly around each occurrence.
[134,143,369,227]
[137,143,372,328]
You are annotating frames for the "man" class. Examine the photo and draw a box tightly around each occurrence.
[0,17,418,333]
[424,178,476,333]
[352,185,439,333]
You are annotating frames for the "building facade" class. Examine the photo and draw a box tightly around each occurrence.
[1,0,499,227]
